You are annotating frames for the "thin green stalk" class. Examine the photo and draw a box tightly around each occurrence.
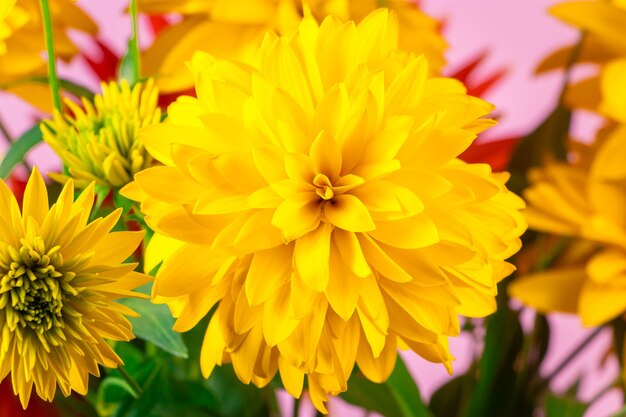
[539,326,604,391]
[117,365,143,398]
[0,114,12,145]
[589,376,621,405]
[129,0,141,83]
[558,32,586,106]
[39,0,62,112]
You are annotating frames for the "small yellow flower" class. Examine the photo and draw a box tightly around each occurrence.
[140,0,446,93]
[0,0,96,111]
[125,10,525,412]
[42,79,162,189]
[510,126,626,326]
[0,167,150,408]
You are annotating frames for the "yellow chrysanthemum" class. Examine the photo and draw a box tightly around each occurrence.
[510,126,626,326]
[124,10,525,412]
[42,79,162,189]
[0,167,150,408]
[140,0,446,93]
[0,0,96,111]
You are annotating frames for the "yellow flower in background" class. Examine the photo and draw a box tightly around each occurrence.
[0,168,150,408]
[42,79,161,189]
[139,0,446,93]
[0,0,17,53]
[125,10,525,412]
[510,126,626,326]
[0,0,96,111]
[537,0,626,117]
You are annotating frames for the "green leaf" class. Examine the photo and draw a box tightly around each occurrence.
[114,189,134,213]
[462,295,525,417]
[342,356,432,417]
[545,394,588,417]
[203,365,268,417]
[118,39,140,86]
[0,125,42,179]
[119,283,188,359]
[430,373,475,417]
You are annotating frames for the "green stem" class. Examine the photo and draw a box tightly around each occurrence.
[589,376,621,405]
[117,365,143,398]
[539,326,604,391]
[292,397,300,417]
[0,114,12,145]
[39,0,62,112]
[129,0,141,84]
[558,32,586,106]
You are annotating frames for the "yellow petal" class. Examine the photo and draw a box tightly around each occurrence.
[508,268,587,315]
[294,223,332,291]
[368,214,439,249]
[245,246,292,305]
[324,194,375,232]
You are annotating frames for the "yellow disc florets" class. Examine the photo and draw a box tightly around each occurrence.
[0,237,73,338]
[42,79,162,188]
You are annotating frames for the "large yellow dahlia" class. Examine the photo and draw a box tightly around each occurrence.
[140,0,446,93]
[0,0,96,111]
[41,80,162,189]
[124,10,525,412]
[510,126,626,326]
[0,168,150,408]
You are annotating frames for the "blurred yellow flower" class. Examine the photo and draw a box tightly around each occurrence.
[0,167,150,408]
[0,0,17,53]
[510,126,626,326]
[139,0,446,93]
[124,10,525,412]
[42,79,162,189]
[0,0,96,111]
[537,0,626,117]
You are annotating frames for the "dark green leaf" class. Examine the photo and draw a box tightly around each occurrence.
[430,373,474,417]
[342,356,431,417]
[204,365,268,417]
[0,125,42,179]
[119,283,188,359]
[462,296,525,417]
[545,394,588,417]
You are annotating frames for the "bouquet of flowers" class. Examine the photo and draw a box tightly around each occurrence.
[0,1,623,416]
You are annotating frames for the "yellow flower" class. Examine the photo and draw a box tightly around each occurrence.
[140,0,446,93]
[0,167,150,408]
[0,0,97,112]
[510,126,626,326]
[124,10,525,412]
[537,0,626,117]
[42,79,162,189]
[0,0,17,53]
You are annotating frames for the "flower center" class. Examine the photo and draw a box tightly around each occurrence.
[313,173,335,201]
[0,237,77,335]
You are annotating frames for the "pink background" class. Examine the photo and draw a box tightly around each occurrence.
[0,0,621,416]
